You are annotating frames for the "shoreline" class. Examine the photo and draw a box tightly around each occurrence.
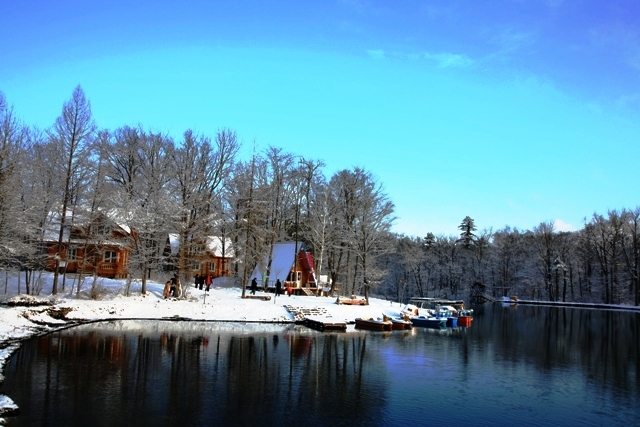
[1,286,639,421]
[497,299,640,311]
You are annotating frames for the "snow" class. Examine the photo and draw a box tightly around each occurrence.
[0,271,402,422]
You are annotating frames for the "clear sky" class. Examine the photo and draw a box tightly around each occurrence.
[2,0,639,237]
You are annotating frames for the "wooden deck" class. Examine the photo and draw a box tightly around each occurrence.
[304,316,347,332]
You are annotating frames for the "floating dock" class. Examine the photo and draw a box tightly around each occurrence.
[304,316,347,332]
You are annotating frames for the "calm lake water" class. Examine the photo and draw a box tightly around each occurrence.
[1,304,638,427]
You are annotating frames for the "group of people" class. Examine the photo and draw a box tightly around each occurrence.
[163,274,182,299]
[194,273,213,292]
[163,273,214,299]
[250,277,293,297]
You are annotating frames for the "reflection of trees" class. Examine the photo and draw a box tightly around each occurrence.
[2,315,639,425]
[218,332,387,425]
[477,305,640,395]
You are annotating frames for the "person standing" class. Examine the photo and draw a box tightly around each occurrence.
[174,274,182,298]
[163,280,172,299]
[250,277,258,295]
[205,274,212,292]
[275,279,282,297]
[169,276,177,297]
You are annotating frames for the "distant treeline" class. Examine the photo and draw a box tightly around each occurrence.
[382,212,640,306]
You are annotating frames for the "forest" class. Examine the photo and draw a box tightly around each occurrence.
[1,86,638,306]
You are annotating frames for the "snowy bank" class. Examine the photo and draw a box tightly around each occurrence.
[0,273,402,422]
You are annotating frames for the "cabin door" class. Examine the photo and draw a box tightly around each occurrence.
[288,271,302,287]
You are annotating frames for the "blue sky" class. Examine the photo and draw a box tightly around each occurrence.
[2,0,640,237]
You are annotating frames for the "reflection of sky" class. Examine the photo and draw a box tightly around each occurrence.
[365,311,639,426]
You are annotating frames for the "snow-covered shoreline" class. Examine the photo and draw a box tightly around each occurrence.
[0,273,401,422]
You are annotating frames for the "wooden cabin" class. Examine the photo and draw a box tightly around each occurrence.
[167,234,233,280]
[44,216,131,279]
[251,242,318,295]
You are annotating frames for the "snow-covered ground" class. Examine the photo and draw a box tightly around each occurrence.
[0,272,402,421]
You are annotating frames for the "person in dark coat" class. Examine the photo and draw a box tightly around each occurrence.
[170,276,177,297]
[250,277,258,295]
[275,279,282,297]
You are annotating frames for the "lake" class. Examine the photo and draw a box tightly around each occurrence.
[1,303,638,426]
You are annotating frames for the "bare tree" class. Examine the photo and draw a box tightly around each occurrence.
[48,85,96,294]
[532,221,557,300]
[0,92,39,291]
[104,126,174,294]
[167,129,239,283]
[584,211,625,304]
[621,207,640,305]
[325,168,394,302]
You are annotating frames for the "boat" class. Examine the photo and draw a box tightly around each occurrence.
[457,314,473,327]
[502,296,518,306]
[355,317,393,331]
[410,315,447,329]
[400,297,470,318]
[389,317,413,330]
[455,308,474,327]
[337,295,367,305]
[435,306,458,327]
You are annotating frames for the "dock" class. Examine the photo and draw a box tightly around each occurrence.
[304,316,347,332]
[498,299,640,312]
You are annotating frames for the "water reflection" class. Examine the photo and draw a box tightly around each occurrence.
[1,305,639,427]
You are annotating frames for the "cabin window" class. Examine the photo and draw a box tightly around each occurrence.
[209,261,216,272]
[104,251,117,263]
[287,271,301,282]
[91,224,109,236]
[68,248,78,261]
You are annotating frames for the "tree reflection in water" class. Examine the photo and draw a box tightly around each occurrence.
[1,307,639,427]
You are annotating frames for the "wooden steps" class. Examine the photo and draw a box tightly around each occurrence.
[300,288,315,296]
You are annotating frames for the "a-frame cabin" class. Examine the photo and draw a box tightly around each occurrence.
[250,242,318,295]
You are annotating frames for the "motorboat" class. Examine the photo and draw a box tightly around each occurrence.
[389,317,413,330]
[355,317,393,331]
[435,306,458,327]
[400,297,467,318]
[457,313,473,327]
[410,315,447,329]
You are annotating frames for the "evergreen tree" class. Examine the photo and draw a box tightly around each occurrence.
[457,216,477,249]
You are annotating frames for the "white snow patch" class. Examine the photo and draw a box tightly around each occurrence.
[554,218,578,232]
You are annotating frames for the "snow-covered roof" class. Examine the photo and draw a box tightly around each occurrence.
[41,208,131,243]
[168,234,233,258]
[206,236,234,257]
[251,241,303,285]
